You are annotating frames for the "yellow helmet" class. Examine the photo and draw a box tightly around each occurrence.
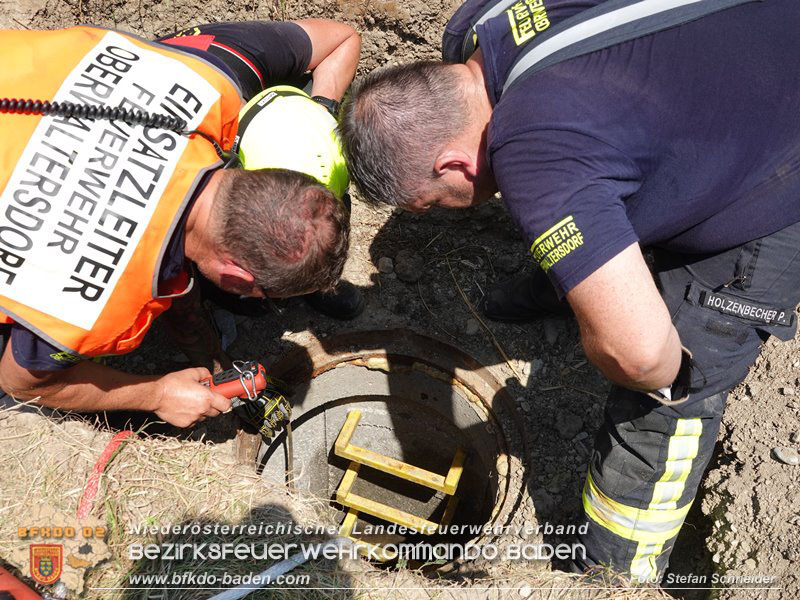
[232,85,349,198]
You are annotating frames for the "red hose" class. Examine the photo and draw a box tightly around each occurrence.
[0,565,41,599]
[76,431,135,520]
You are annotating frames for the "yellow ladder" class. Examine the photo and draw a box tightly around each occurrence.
[334,410,465,560]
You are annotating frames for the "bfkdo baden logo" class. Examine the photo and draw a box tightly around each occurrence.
[11,507,111,595]
[30,544,63,585]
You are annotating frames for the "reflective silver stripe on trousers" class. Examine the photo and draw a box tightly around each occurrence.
[584,478,688,536]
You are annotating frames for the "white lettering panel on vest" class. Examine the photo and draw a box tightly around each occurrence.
[0,32,219,330]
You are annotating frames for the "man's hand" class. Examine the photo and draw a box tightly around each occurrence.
[0,340,231,428]
[566,242,682,392]
[153,367,232,428]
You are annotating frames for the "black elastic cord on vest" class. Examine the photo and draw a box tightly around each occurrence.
[0,97,239,165]
[0,97,187,131]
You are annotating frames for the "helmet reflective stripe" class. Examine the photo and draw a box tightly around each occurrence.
[234,85,349,198]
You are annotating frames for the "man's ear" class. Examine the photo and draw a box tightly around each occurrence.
[434,149,479,179]
[219,259,258,296]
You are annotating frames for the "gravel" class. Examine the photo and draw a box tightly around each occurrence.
[555,412,584,440]
[377,257,394,273]
[394,250,425,283]
[465,318,480,335]
[771,447,800,466]
[543,319,560,346]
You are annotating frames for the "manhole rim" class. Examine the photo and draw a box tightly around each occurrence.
[249,329,530,552]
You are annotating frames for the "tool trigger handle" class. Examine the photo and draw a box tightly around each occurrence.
[201,360,268,401]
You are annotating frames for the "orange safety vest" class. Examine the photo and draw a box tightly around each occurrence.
[0,26,241,357]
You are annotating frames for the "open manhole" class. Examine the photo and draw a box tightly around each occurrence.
[249,330,527,563]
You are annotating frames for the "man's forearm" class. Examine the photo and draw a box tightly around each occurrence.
[0,340,229,428]
[584,323,683,392]
[294,19,361,102]
[621,324,682,392]
[568,243,684,395]
[310,31,361,101]
[0,355,161,414]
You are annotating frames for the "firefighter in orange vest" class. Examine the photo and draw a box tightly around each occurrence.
[0,21,358,428]
[157,20,365,327]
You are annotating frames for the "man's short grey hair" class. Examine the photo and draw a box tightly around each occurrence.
[339,61,469,207]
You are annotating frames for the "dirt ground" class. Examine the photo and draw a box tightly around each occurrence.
[1,0,799,598]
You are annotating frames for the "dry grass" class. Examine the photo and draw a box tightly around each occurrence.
[0,403,347,599]
[0,404,663,599]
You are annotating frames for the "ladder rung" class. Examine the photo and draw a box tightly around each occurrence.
[339,487,439,534]
[334,411,465,494]
[339,509,397,562]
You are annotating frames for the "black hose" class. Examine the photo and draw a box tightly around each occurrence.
[0,97,241,164]
[0,97,187,132]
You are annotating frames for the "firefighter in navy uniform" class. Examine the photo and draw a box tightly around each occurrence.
[339,0,800,582]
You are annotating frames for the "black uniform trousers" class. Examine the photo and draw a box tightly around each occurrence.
[574,219,800,582]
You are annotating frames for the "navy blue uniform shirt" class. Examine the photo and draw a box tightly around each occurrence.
[8,21,312,370]
[445,0,800,296]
